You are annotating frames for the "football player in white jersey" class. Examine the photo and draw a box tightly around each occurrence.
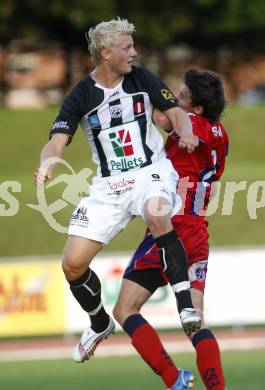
[33,17,200,364]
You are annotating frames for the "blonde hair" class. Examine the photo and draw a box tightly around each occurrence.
[86,17,135,65]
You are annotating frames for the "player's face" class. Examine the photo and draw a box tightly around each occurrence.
[176,84,193,113]
[107,35,137,75]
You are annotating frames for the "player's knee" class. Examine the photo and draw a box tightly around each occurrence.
[62,252,87,281]
[112,304,124,325]
[144,195,172,227]
[62,258,78,280]
[113,304,135,327]
[146,214,172,237]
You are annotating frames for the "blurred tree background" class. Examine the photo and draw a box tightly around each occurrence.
[0,0,265,50]
[0,1,265,256]
[1,0,265,101]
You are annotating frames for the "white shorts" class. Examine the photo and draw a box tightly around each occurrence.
[68,159,182,244]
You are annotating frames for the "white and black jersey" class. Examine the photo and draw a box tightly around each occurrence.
[50,66,178,177]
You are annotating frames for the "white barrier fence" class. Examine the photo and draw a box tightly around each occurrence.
[65,247,265,333]
[0,247,264,337]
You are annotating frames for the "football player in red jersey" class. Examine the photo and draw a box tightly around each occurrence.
[113,69,229,390]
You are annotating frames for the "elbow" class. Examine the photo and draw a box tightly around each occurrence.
[154,111,173,131]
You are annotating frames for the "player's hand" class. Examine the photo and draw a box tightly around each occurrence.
[178,135,199,153]
[33,167,52,187]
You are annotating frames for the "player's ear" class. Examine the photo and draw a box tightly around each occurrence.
[101,47,111,60]
[193,105,204,116]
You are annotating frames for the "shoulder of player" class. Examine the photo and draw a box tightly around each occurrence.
[131,65,150,74]
[63,75,104,116]
[69,75,97,96]
[130,65,159,82]
[189,114,228,145]
[123,66,161,95]
[188,114,209,142]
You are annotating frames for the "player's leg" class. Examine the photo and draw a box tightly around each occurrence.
[143,195,201,335]
[188,288,225,390]
[62,235,115,362]
[62,236,109,332]
[62,235,102,280]
[135,160,201,334]
[178,222,226,390]
[63,182,132,362]
[113,271,194,390]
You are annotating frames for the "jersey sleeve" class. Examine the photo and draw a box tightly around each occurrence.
[137,67,178,111]
[49,81,87,145]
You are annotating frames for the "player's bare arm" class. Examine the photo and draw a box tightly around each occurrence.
[33,133,69,187]
[163,106,198,153]
[152,108,173,131]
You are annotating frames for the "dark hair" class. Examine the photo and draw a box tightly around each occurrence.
[184,68,226,123]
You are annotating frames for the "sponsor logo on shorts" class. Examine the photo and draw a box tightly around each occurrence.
[107,186,133,196]
[108,178,135,191]
[151,173,161,182]
[70,206,89,227]
[107,178,135,195]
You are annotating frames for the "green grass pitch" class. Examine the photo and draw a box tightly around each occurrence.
[0,350,264,390]
[0,104,265,256]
